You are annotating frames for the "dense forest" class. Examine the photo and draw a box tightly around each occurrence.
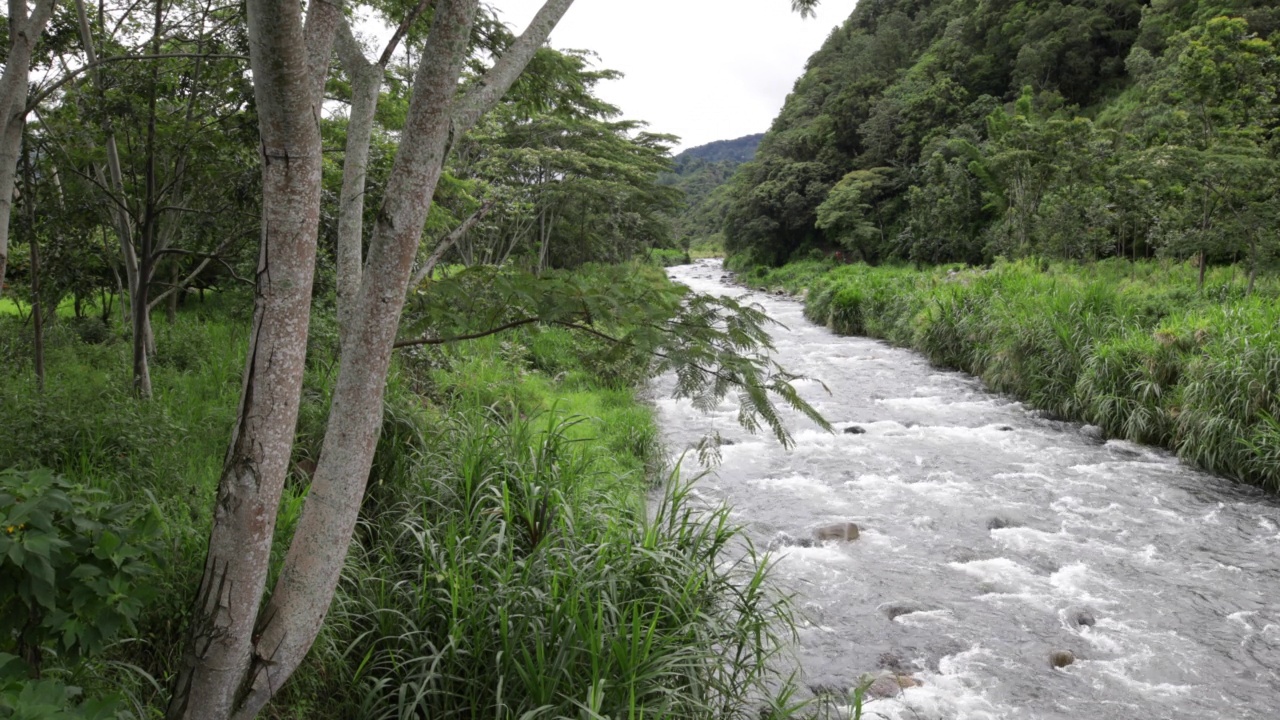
[660,134,762,253]
[724,0,1280,280]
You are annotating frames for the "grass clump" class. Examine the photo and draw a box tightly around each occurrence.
[321,410,794,720]
[746,258,1280,490]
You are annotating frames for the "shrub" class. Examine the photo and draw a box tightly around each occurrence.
[0,469,161,677]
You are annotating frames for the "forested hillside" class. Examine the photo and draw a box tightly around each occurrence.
[661,134,763,253]
[725,0,1280,277]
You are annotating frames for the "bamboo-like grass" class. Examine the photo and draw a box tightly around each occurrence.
[317,408,798,720]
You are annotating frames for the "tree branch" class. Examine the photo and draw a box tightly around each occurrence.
[379,0,435,68]
[451,0,576,138]
[409,197,496,288]
[393,316,539,347]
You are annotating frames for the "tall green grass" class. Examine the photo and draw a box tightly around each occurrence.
[312,409,795,720]
[1,267,803,718]
[749,258,1280,490]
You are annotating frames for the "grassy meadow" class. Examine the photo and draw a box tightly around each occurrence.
[737,258,1280,491]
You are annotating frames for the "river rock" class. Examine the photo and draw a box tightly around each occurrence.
[843,425,867,434]
[775,288,786,296]
[813,522,860,542]
[879,601,930,621]
[877,652,905,671]
[996,425,1014,431]
[1073,610,1096,628]
[1049,650,1076,668]
[865,672,922,698]
[986,516,1022,530]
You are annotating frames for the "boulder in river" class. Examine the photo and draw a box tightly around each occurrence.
[843,425,867,435]
[813,522,860,542]
[1049,650,1076,668]
[1069,609,1097,628]
[986,515,1022,530]
[878,601,931,621]
[877,652,905,671]
[864,672,922,698]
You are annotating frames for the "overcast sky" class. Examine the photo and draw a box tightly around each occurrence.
[493,0,860,151]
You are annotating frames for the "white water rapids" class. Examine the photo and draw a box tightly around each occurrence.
[653,260,1280,719]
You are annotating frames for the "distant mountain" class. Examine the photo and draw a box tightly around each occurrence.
[661,134,764,253]
[673,134,764,169]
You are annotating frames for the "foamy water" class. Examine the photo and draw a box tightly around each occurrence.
[653,260,1280,719]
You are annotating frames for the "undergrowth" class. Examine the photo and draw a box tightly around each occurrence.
[0,266,802,718]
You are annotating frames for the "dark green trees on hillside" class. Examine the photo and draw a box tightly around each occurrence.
[660,134,763,253]
[724,0,1280,275]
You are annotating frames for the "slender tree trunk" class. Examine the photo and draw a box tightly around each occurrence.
[333,26,382,346]
[75,0,147,365]
[23,138,42,391]
[0,113,22,296]
[165,0,336,715]
[237,6,480,713]
[173,1,577,716]
[0,0,56,296]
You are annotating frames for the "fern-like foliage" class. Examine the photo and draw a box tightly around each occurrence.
[400,264,830,446]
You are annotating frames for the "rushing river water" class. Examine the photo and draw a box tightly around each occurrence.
[653,260,1280,720]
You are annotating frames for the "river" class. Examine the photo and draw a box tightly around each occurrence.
[652,260,1280,720]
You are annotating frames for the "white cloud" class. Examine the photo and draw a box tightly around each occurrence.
[493,0,859,150]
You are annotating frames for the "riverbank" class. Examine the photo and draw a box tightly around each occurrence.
[0,264,794,718]
[731,258,1280,491]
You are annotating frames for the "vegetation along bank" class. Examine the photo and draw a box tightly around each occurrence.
[736,258,1280,491]
[0,262,809,718]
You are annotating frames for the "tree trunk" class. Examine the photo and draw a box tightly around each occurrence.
[165,0,336,715]
[236,4,480,714]
[173,1,577,716]
[333,26,382,347]
[23,138,42,391]
[0,0,56,296]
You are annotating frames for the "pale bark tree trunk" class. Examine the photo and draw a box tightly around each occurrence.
[333,25,383,345]
[235,3,482,710]
[173,1,577,717]
[74,0,157,391]
[0,0,56,295]
[166,0,339,715]
[334,0,436,345]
